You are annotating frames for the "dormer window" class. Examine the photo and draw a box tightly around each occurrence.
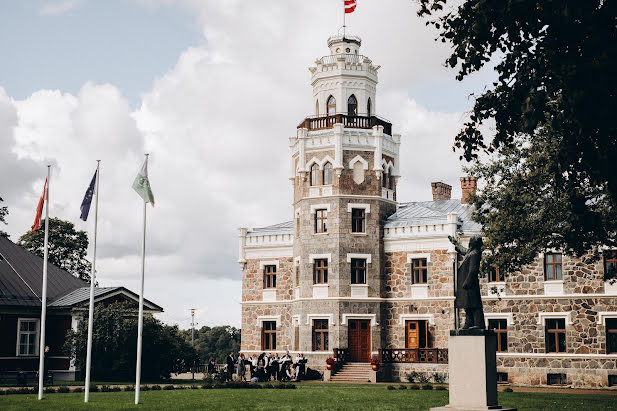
[323,162,333,185]
[367,98,371,117]
[347,95,357,116]
[327,96,336,116]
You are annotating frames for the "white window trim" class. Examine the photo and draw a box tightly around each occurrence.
[310,204,331,214]
[406,253,431,263]
[306,155,335,171]
[484,313,514,328]
[537,312,572,326]
[341,313,378,326]
[347,203,371,213]
[346,253,372,264]
[256,315,281,327]
[306,313,335,326]
[399,313,435,326]
[597,312,617,325]
[16,318,40,357]
[259,260,280,270]
[309,253,332,263]
[348,155,369,170]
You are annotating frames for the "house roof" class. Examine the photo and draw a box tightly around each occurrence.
[49,286,163,312]
[246,221,293,237]
[385,199,482,234]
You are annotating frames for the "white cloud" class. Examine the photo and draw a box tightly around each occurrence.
[40,0,82,16]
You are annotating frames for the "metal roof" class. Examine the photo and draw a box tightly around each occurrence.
[49,286,163,311]
[385,199,482,233]
[247,221,293,237]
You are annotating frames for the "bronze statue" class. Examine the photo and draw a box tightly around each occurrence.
[449,235,485,329]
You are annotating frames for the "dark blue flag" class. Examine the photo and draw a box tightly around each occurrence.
[80,170,97,221]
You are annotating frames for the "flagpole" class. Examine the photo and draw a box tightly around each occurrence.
[37,165,50,400]
[135,154,148,405]
[343,0,346,37]
[84,161,100,403]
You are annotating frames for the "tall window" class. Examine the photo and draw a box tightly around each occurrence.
[310,163,321,186]
[323,162,333,185]
[605,250,617,276]
[264,265,276,289]
[488,319,508,352]
[17,319,38,356]
[315,99,319,116]
[382,167,388,188]
[545,318,566,353]
[312,319,329,351]
[351,208,366,233]
[262,321,277,350]
[412,258,428,284]
[313,258,328,284]
[347,94,357,116]
[489,265,504,282]
[315,209,328,233]
[367,97,371,117]
[327,95,336,115]
[388,168,395,190]
[544,253,562,280]
[351,258,366,284]
[607,318,617,354]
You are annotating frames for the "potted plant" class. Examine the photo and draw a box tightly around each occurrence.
[325,358,337,370]
[370,358,381,371]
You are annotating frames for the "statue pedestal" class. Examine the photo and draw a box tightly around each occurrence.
[431,329,516,411]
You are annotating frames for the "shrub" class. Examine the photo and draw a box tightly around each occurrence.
[140,385,151,391]
[202,373,214,385]
[57,386,70,393]
[100,385,111,392]
[398,385,407,390]
[190,385,199,389]
[151,385,162,391]
[422,384,433,390]
[410,384,420,390]
[213,382,224,389]
[406,371,421,383]
[72,387,84,393]
[163,385,175,390]
[124,386,135,391]
[43,387,56,394]
[111,386,122,392]
[504,387,514,392]
[263,383,274,389]
[387,385,396,390]
[89,385,99,392]
[418,373,431,384]
[435,385,447,391]
[18,387,34,394]
[432,372,447,384]
[202,384,212,389]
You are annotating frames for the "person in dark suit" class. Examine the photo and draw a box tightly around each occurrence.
[226,351,235,380]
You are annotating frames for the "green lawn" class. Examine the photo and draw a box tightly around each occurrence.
[1,384,615,410]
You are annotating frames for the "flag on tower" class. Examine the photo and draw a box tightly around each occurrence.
[345,0,356,13]
[31,179,47,231]
[132,157,155,206]
[80,170,98,221]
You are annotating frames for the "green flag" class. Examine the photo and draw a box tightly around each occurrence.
[132,157,155,206]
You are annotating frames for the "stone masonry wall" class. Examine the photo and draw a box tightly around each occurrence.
[384,250,454,299]
[242,257,294,302]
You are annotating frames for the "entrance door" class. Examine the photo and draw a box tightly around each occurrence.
[406,321,419,349]
[348,319,371,362]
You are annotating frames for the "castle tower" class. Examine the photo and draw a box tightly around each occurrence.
[289,35,401,360]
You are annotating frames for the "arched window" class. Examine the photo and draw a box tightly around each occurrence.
[347,95,358,116]
[367,98,372,117]
[310,163,321,186]
[315,100,319,116]
[388,167,395,190]
[323,162,333,185]
[382,166,388,188]
[327,95,336,116]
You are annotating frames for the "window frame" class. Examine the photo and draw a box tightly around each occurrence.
[312,319,329,351]
[351,258,367,284]
[315,209,328,234]
[347,94,358,116]
[351,208,366,233]
[327,95,336,116]
[544,253,563,281]
[310,163,321,186]
[263,265,277,289]
[16,318,39,357]
[489,265,505,283]
[488,319,508,352]
[323,162,333,185]
[313,258,328,284]
[606,318,617,354]
[411,258,428,284]
[261,321,277,350]
[545,318,567,353]
[605,250,617,277]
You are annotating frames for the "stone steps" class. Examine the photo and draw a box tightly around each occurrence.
[329,363,372,382]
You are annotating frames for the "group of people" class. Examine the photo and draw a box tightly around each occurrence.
[224,351,308,382]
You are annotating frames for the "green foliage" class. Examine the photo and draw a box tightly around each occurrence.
[57,386,70,393]
[18,217,92,282]
[405,371,421,383]
[422,384,433,390]
[180,325,240,364]
[398,385,407,390]
[410,384,420,390]
[386,385,396,390]
[0,196,9,239]
[432,372,447,384]
[435,385,447,391]
[504,387,514,392]
[64,302,197,381]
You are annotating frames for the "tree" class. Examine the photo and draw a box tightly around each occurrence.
[18,217,92,282]
[0,197,8,239]
[180,325,240,364]
[64,302,198,381]
[417,1,617,273]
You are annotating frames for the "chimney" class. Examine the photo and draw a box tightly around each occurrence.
[431,182,452,201]
[460,177,477,204]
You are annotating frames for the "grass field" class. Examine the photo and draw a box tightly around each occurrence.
[1,383,616,410]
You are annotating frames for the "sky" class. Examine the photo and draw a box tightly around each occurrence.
[0,0,494,330]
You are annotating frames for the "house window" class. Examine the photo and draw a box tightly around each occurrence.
[606,318,617,354]
[323,162,333,185]
[315,209,328,233]
[497,372,508,384]
[488,319,508,352]
[609,375,617,387]
[310,163,321,186]
[313,258,328,284]
[412,258,428,284]
[262,321,277,350]
[351,208,366,233]
[264,265,277,289]
[327,95,336,115]
[367,97,371,117]
[17,319,39,356]
[545,318,566,353]
[547,373,567,385]
[347,94,357,116]
[605,250,617,277]
[489,265,504,282]
[381,167,388,188]
[388,168,395,190]
[351,258,366,284]
[544,253,562,280]
[312,319,329,351]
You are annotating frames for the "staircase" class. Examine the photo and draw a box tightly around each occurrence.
[329,363,372,382]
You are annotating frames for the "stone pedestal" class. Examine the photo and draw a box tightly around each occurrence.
[431,329,516,411]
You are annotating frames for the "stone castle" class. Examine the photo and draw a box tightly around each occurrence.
[238,34,617,387]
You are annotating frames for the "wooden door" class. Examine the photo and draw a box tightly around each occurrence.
[348,319,371,362]
[406,321,420,349]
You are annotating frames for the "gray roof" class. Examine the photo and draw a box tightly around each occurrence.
[49,286,163,311]
[247,221,293,237]
[385,199,482,233]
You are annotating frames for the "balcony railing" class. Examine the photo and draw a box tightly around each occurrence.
[379,348,448,364]
[334,348,350,365]
[297,114,392,136]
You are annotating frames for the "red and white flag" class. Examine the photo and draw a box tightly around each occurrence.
[31,179,47,231]
[344,0,356,14]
